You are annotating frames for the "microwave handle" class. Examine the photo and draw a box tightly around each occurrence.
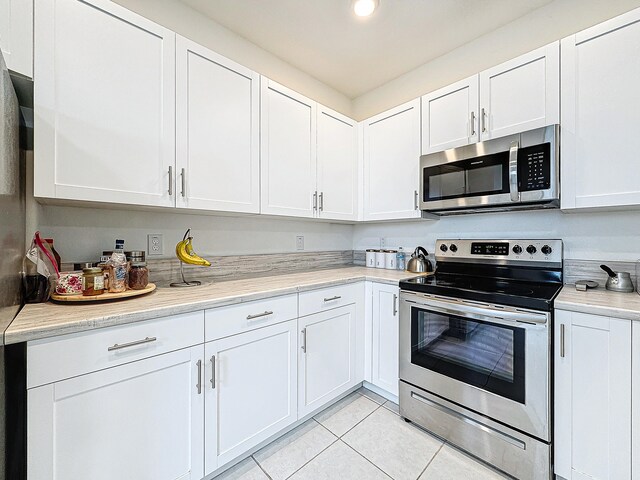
[509,141,520,202]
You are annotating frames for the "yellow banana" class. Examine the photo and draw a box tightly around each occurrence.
[175,237,211,266]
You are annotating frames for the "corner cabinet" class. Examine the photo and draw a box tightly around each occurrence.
[34,0,176,207]
[554,310,631,480]
[421,42,559,154]
[363,99,422,221]
[0,0,33,77]
[371,283,400,397]
[176,36,260,214]
[260,78,317,218]
[561,8,640,211]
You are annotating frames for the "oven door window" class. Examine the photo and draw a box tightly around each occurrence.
[423,151,509,201]
[411,307,525,404]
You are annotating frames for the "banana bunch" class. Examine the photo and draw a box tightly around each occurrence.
[175,235,211,266]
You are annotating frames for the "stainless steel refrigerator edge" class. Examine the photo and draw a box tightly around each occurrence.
[0,50,27,480]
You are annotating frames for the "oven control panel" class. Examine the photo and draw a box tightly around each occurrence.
[435,239,563,265]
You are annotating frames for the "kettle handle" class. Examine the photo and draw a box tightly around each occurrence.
[417,246,429,258]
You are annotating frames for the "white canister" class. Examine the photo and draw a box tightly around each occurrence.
[375,250,385,269]
[384,250,397,270]
[365,249,376,268]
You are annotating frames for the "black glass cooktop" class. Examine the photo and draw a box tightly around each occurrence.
[400,271,562,311]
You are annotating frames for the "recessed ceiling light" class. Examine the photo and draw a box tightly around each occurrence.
[353,0,379,17]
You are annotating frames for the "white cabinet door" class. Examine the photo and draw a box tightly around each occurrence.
[317,105,358,221]
[261,78,317,218]
[554,310,631,480]
[204,320,297,474]
[371,283,399,397]
[363,99,421,221]
[298,304,358,417]
[421,75,478,154]
[28,346,204,480]
[0,0,32,76]
[34,0,175,207]
[176,36,260,213]
[633,323,640,480]
[479,42,559,141]
[561,9,640,210]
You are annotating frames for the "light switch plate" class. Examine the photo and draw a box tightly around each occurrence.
[148,234,163,256]
[296,235,304,251]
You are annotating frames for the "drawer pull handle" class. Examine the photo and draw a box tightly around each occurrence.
[323,296,342,302]
[107,336,157,351]
[246,311,274,320]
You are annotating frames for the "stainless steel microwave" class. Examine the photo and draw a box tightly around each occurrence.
[420,125,559,215]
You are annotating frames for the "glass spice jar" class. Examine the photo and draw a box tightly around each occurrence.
[128,261,149,290]
[82,267,105,296]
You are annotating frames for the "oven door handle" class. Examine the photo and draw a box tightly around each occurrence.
[509,140,520,203]
[404,297,548,326]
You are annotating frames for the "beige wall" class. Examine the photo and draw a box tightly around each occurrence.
[352,0,640,120]
[113,0,353,116]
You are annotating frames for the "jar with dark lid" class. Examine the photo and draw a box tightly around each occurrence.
[125,250,146,262]
[82,267,105,296]
[129,261,149,290]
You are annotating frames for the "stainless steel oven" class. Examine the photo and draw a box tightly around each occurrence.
[420,125,559,214]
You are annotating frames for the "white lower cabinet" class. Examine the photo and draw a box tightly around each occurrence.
[298,304,359,417]
[204,320,298,475]
[554,310,632,480]
[28,345,205,480]
[371,283,400,397]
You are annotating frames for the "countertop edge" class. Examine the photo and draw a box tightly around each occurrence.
[555,284,640,321]
[5,269,415,345]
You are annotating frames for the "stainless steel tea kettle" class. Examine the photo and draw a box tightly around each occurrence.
[407,247,433,273]
[600,264,635,292]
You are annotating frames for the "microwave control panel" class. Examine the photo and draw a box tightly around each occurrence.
[518,143,551,191]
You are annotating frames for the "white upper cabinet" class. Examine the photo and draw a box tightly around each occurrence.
[421,42,559,155]
[421,76,479,154]
[261,78,317,218]
[561,8,640,211]
[34,0,176,207]
[0,0,33,76]
[176,36,260,213]
[317,106,359,221]
[363,99,422,221]
[479,42,559,141]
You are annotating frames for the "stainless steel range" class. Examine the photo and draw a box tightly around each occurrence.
[399,239,563,480]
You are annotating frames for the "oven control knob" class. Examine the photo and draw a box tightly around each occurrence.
[439,244,448,252]
[512,245,522,255]
[449,244,458,253]
[541,245,553,256]
[526,245,537,255]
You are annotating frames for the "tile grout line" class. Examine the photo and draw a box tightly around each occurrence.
[414,442,445,480]
[251,454,274,480]
[335,401,383,439]
[340,439,394,479]
[281,424,340,480]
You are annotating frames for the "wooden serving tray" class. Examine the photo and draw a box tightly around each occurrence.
[51,283,156,303]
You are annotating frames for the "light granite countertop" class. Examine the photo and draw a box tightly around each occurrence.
[5,267,427,345]
[555,284,640,321]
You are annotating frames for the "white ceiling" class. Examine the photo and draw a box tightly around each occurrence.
[179,0,553,99]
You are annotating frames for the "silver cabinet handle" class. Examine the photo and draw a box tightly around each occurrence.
[246,311,274,320]
[168,166,173,195]
[196,359,202,394]
[108,336,157,351]
[393,294,398,316]
[323,295,342,302]
[313,191,318,211]
[414,190,419,210]
[509,140,520,202]
[301,328,307,353]
[319,192,324,211]
[481,108,487,132]
[560,324,565,358]
[180,168,186,197]
[470,111,476,136]
[210,355,216,389]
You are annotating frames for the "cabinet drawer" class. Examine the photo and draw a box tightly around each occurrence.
[205,294,298,342]
[27,311,204,389]
[299,283,363,317]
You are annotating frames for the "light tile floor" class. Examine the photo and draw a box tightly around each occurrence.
[214,387,509,480]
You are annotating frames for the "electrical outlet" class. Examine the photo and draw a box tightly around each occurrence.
[380,237,386,248]
[296,235,304,251]
[147,234,163,256]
